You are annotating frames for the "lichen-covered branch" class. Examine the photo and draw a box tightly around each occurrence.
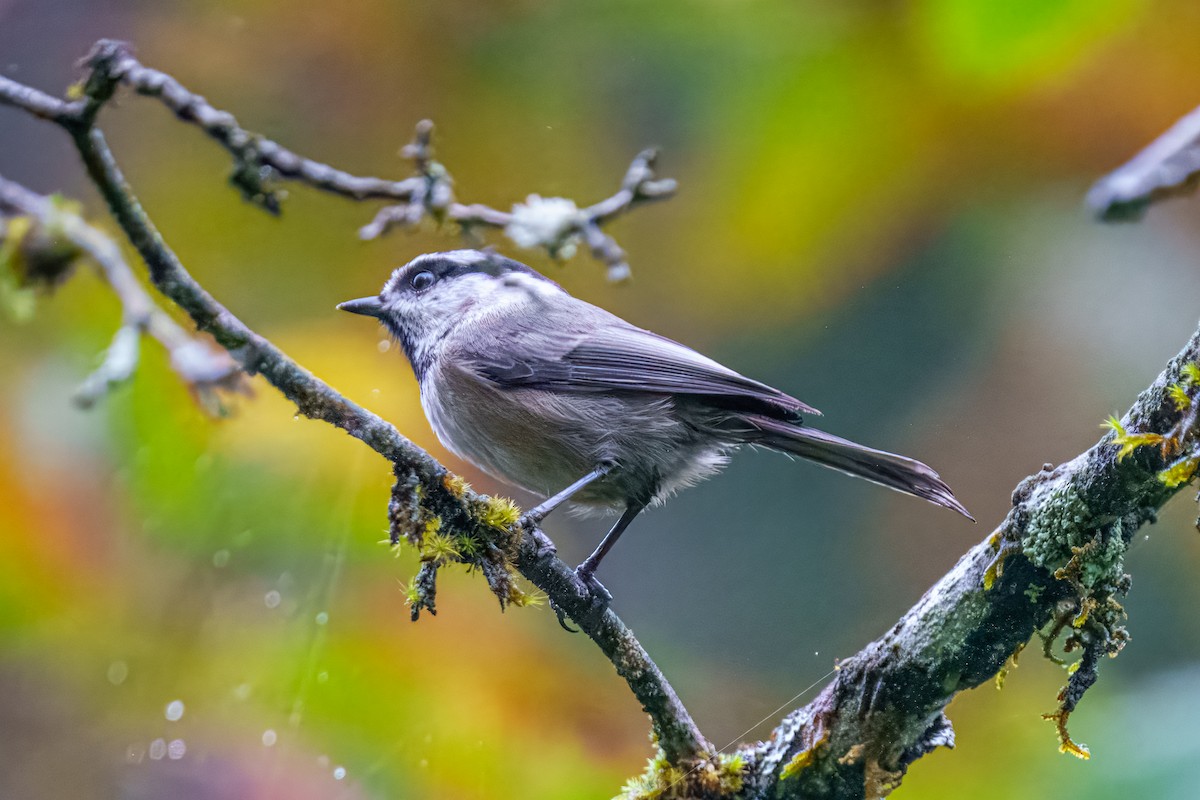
[736,328,1200,799]
[6,38,1200,800]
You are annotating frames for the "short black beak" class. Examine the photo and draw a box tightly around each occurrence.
[337,296,385,317]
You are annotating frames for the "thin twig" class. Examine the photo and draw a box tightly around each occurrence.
[0,75,82,124]
[75,40,676,279]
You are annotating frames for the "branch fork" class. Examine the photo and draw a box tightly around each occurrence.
[3,38,1198,799]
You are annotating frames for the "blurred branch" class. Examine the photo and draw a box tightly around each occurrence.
[0,175,245,410]
[1088,103,1200,221]
[4,38,1199,800]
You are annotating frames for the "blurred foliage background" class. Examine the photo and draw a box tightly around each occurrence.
[3,1,1200,798]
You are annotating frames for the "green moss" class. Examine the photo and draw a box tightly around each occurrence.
[1074,525,1124,590]
[1167,383,1191,412]
[476,495,521,530]
[616,750,745,799]
[388,465,535,616]
[419,529,461,564]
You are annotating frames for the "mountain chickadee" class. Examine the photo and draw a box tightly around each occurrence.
[340,250,972,597]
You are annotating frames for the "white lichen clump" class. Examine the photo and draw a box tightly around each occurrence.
[505,194,585,259]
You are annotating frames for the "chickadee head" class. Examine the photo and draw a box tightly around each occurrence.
[338,249,556,367]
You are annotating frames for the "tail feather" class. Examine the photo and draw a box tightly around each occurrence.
[747,416,973,520]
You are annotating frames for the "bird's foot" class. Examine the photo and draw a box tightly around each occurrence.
[574,565,613,606]
[546,566,611,634]
[518,509,558,561]
[525,525,557,562]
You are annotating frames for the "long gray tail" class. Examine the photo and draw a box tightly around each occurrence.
[747,416,973,520]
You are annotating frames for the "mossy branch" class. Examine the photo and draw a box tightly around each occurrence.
[741,329,1200,798]
[5,39,1200,799]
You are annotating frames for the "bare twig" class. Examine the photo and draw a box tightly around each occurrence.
[73,39,675,280]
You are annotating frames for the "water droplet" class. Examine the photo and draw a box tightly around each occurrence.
[107,660,129,686]
[149,738,167,760]
[377,339,391,353]
[212,549,231,568]
[370,388,381,396]
[168,739,186,760]
[264,590,281,609]
[262,729,277,747]
[317,754,330,769]
[419,758,428,769]
[164,700,185,722]
[126,742,146,764]
[289,710,303,727]
[314,611,329,626]
[234,683,252,701]
[333,766,346,781]
[317,671,329,684]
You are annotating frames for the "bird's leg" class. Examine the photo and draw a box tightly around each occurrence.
[574,501,646,603]
[523,462,614,524]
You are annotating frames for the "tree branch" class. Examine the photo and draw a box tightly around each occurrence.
[739,328,1200,798]
[74,40,676,281]
[0,43,709,766]
[5,39,1200,799]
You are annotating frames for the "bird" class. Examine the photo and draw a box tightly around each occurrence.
[339,249,972,600]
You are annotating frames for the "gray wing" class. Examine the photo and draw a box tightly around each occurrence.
[466,314,820,420]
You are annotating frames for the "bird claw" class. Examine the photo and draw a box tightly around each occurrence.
[549,599,579,633]
[520,521,558,561]
[575,567,612,606]
[546,568,611,634]
[534,534,558,562]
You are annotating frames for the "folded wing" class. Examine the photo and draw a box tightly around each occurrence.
[469,321,820,420]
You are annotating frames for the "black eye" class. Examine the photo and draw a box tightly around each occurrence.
[410,270,436,292]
